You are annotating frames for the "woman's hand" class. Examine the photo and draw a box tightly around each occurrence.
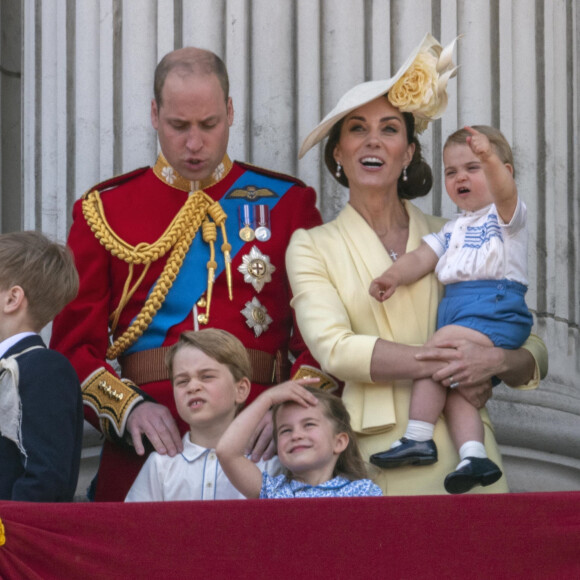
[417,339,501,409]
[415,338,502,409]
[455,382,493,409]
[416,337,505,388]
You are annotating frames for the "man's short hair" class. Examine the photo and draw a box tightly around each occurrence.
[0,231,79,330]
[154,47,229,108]
[166,329,251,383]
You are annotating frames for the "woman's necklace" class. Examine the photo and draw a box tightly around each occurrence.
[351,197,408,262]
[376,230,403,261]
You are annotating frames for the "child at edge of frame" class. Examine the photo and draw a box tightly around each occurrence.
[0,231,83,502]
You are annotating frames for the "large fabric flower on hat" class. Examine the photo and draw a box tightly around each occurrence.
[299,33,459,158]
[388,36,459,133]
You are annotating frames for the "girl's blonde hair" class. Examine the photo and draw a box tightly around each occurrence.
[272,386,370,481]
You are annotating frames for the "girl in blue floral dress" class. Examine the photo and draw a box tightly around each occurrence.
[217,381,382,498]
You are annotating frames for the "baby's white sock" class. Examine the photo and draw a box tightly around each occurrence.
[456,440,487,470]
[391,420,435,448]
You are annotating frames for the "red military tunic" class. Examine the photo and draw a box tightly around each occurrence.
[51,153,331,501]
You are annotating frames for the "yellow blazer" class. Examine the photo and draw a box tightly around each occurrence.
[287,201,543,495]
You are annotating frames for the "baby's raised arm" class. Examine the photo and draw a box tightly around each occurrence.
[465,126,518,223]
[369,242,439,302]
[216,380,319,498]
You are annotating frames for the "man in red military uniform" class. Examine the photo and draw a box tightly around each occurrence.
[51,47,332,501]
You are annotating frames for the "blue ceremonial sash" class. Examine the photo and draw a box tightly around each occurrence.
[125,169,292,354]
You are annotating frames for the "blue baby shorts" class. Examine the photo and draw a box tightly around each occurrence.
[437,279,533,348]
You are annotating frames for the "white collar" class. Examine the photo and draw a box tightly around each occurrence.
[0,332,37,359]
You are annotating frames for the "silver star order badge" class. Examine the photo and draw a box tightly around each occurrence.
[237,246,276,293]
[241,297,273,337]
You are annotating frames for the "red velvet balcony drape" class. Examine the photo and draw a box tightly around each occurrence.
[0,492,578,579]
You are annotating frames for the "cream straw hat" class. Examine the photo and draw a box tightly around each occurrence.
[299,33,459,159]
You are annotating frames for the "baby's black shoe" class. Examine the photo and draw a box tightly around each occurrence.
[370,437,438,468]
[444,457,503,494]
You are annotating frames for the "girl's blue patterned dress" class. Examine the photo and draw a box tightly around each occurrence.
[259,473,382,498]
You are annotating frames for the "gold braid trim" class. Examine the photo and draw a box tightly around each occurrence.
[202,219,217,321]
[82,189,215,360]
[207,201,233,299]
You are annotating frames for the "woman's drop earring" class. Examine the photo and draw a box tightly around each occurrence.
[402,166,408,182]
[335,162,342,178]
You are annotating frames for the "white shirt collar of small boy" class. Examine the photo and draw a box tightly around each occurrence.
[0,332,36,359]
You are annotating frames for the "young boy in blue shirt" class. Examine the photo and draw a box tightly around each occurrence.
[0,231,82,501]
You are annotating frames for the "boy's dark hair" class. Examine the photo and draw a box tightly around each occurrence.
[166,329,252,384]
[0,231,79,330]
[272,386,370,481]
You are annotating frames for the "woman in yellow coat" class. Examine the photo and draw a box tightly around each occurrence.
[286,34,547,495]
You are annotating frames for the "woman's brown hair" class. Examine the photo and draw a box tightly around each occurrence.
[323,95,433,200]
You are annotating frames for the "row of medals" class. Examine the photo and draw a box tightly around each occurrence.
[237,203,274,337]
[239,204,271,242]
